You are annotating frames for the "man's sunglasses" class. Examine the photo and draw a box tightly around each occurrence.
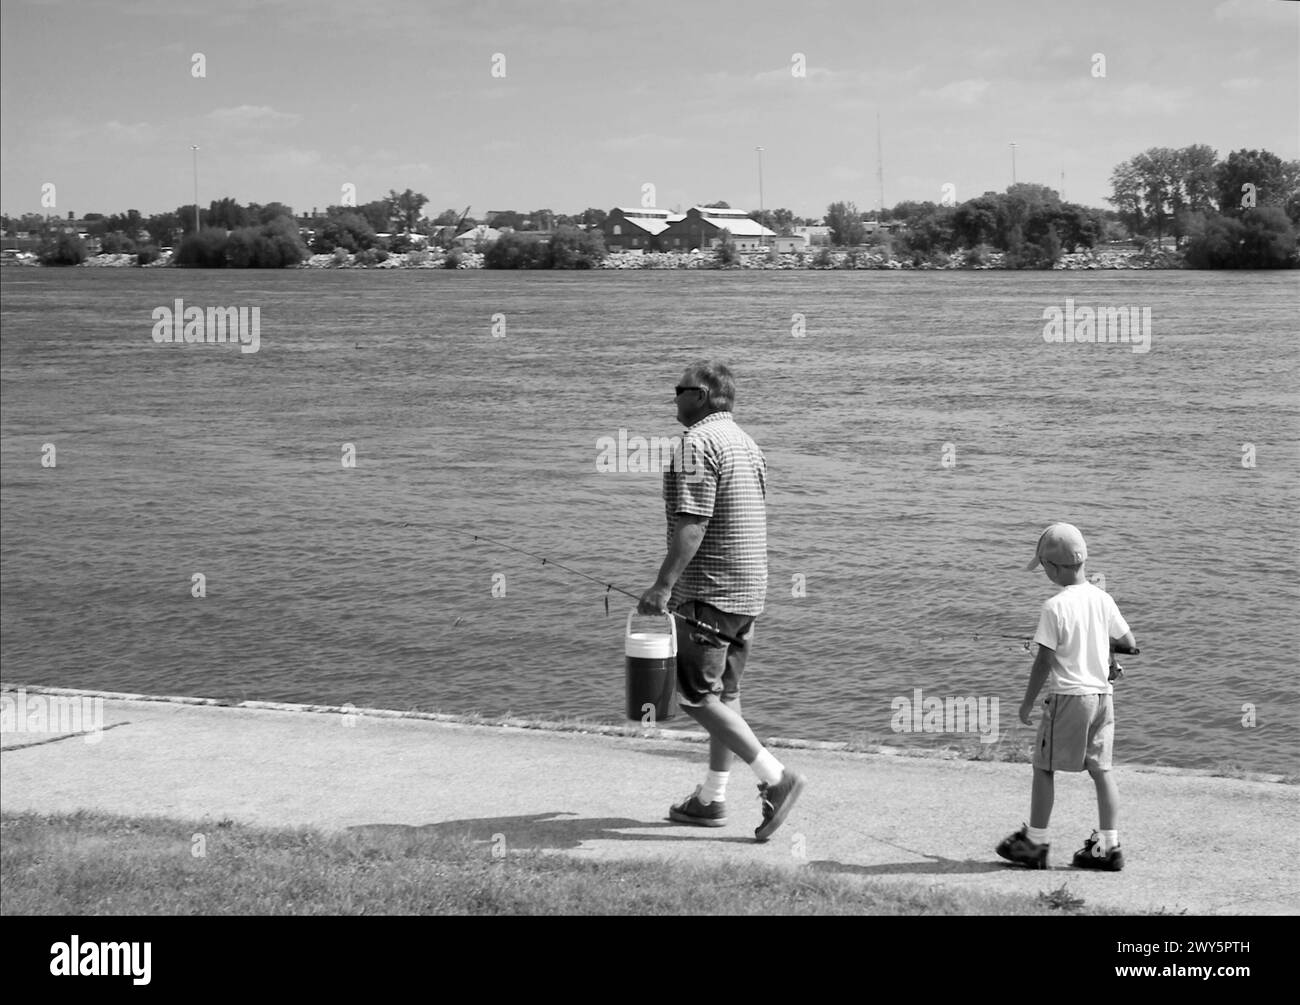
[675,385,706,396]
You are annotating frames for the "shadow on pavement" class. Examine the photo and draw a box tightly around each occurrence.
[347,813,759,850]
[808,834,1007,877]
[809,857,1006,878]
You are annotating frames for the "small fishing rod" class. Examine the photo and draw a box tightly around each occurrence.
[401,521,745,646]
[974,632,1139,680]
[973,633,1036,652]
[973,632,1140,655]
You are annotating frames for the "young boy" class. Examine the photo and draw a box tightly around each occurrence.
[997,522,1138,872]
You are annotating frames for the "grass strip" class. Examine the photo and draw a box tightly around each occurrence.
[2,809,1140,916]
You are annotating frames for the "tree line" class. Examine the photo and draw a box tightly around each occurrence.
[816,147,1297,269]
[9,145,1295,268]
[1109,146,1298,268]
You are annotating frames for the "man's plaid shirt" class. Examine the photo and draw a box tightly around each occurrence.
[663,411,768,617]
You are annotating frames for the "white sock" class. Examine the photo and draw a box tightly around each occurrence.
[1100,829,1119,852]
[1026,825,1050,845]
[750,749,784,786]
[699,770,729,804]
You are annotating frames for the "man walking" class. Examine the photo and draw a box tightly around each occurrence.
[639,360,806,842]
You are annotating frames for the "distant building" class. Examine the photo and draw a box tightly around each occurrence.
[658,206,777,253]
[3,212,104,253]
[485,210,557,231]
[375,232,429,247]
[602,207,683,252]
[50,212,97,239]
[794,226,832,247]
[453,225,502,247]
[772,234,809,253]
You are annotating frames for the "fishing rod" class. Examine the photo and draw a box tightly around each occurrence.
[973,633,1139,680]
[972,632,1139,655]
[400,521,745,646]
[973,633,1036,649]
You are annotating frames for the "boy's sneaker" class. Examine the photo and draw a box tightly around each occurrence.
[1072,831,1124,871]
[996,825,1050,869]
[754,770,807,842]
[668,786,727,827]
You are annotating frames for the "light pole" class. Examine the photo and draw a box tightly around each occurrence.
[1010,142,1017,187]
[755,146,766,247]
[191,145,200,234]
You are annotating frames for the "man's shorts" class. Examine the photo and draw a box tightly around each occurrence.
[673,600,755,707]
[1033,692,1114,772]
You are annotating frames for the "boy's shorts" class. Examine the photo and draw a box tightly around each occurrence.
[673,600,755,707]
[1033,693,1114,772]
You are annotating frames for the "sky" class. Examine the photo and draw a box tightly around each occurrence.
[1,0,1297,221]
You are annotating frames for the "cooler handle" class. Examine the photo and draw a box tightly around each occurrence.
[626,608,677,657]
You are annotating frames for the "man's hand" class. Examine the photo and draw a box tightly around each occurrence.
[1019,699,1036,726]
[638,584,672,615]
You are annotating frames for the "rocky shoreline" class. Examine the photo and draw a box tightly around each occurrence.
[5,245,1186,271]
[591,246,1186,270]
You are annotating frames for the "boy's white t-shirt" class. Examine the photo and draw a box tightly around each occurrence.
[1033,582,1131,695]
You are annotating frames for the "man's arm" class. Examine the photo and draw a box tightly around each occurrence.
[638,514,708,614]
[1019,644,1055,725]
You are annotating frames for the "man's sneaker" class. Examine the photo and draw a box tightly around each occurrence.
[668,786,727,827]
[996,825,1050,869]
[754,770,807,842]
[1072,831,1124,871]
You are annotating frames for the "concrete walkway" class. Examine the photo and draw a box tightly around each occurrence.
[2,686,1297,915]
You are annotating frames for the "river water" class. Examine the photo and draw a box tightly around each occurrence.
[1,267,1296,773]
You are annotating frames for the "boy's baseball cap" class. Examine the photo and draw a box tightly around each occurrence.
[1027,522,1088,570]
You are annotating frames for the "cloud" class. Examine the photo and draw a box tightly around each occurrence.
[1098,81,1192,116]
[1221,77,1262,93]
[102,120,160,144]
[701,65,889,99]
[240,147,325,172]
[1214,0,1299,23]
[390,161,433,178]
[206,105,302,129]
[19,116,161,148]
[921,78,991,106]
[597,133,685,152]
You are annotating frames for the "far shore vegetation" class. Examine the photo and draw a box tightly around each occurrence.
[5,145,1297,271]
[1,809,1161,916]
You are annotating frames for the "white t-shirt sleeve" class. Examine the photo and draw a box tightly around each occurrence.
[1106,594,1131,640]
[1033,601,1059,650]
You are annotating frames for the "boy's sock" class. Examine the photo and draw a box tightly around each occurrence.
[750,749,784,786]
[699,770,729,804]
[1100,829,1119,852]
[1026,825,1050,846]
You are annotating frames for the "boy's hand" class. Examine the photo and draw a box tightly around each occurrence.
[1019,645,1052,726]
[1110,632,1139,656]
